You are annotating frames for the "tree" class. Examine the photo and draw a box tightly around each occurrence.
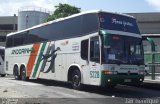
[46,3,81,22]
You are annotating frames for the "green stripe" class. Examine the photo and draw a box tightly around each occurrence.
[32,42,47,77]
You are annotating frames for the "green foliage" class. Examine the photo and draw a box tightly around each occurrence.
[45,3,81,22]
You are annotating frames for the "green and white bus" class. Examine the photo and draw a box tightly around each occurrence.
[5,10,145,89]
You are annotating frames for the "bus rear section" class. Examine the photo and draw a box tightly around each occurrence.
[0,47,5,77]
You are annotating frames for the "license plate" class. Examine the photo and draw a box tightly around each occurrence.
[124,79,131,82]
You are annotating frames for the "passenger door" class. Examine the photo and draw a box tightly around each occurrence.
[89,36,101,85]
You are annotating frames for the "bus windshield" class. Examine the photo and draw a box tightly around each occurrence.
[103,34,144,65]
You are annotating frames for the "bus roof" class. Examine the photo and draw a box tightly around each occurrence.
[7,10,135,37]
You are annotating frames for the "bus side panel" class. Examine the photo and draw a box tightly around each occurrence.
[54,39,81,82]
[30,42,57,79]
[5,45,33,75]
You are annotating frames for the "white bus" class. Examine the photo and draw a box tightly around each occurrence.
[5,10,145,89]
[0,46,5,77]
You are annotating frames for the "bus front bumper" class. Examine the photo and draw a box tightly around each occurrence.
[101,74,144,87]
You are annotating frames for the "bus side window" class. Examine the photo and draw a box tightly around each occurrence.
[90,36,100,62]
[6,35,13,48]
[81,39,89,60]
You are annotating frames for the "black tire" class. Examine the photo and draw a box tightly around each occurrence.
[72,69,83,90]
[0,74,6,77]
[13,66,21,80]
[21,67,29,81]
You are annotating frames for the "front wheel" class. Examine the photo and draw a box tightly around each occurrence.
[72,70,83,90]
[21,67,29,81]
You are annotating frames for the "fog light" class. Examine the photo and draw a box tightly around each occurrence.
[138,70,145,75]
[108,79,111,82]
[140,79,143,81]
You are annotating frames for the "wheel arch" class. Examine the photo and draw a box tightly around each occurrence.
[67,64,83,83]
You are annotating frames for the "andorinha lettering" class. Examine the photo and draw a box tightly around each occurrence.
[112,18,133,27]
[11,48,34,54]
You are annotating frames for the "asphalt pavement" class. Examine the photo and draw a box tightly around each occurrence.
[0,75,160,104]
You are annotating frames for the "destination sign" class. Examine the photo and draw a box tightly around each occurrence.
[99,12,140,34]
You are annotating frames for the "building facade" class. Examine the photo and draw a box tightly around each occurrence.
[127,13,160,53]
[0,15,17,46]
[128,13,160,34]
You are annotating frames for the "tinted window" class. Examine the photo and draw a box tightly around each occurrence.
[6,32,27,48]
[61,16,81,39]
[6,35,13,48]
[36,14,98,41]
[103,34,143,65]
[90,36,100,62]
[81,39,89,60]
[27,29,48,44]
[13,33,26,46]
[81,14,99,35]
[45,20,67,40]
[6,13,99,48]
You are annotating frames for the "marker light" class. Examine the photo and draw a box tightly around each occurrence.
[104,70,111,75]
[104,70,118,75]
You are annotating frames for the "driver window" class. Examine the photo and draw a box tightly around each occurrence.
[130,45,141,55]
[90,36,100,62]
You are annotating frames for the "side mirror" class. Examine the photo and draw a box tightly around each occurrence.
[99,30,110,47]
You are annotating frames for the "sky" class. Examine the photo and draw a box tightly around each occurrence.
[0,0,160,16]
